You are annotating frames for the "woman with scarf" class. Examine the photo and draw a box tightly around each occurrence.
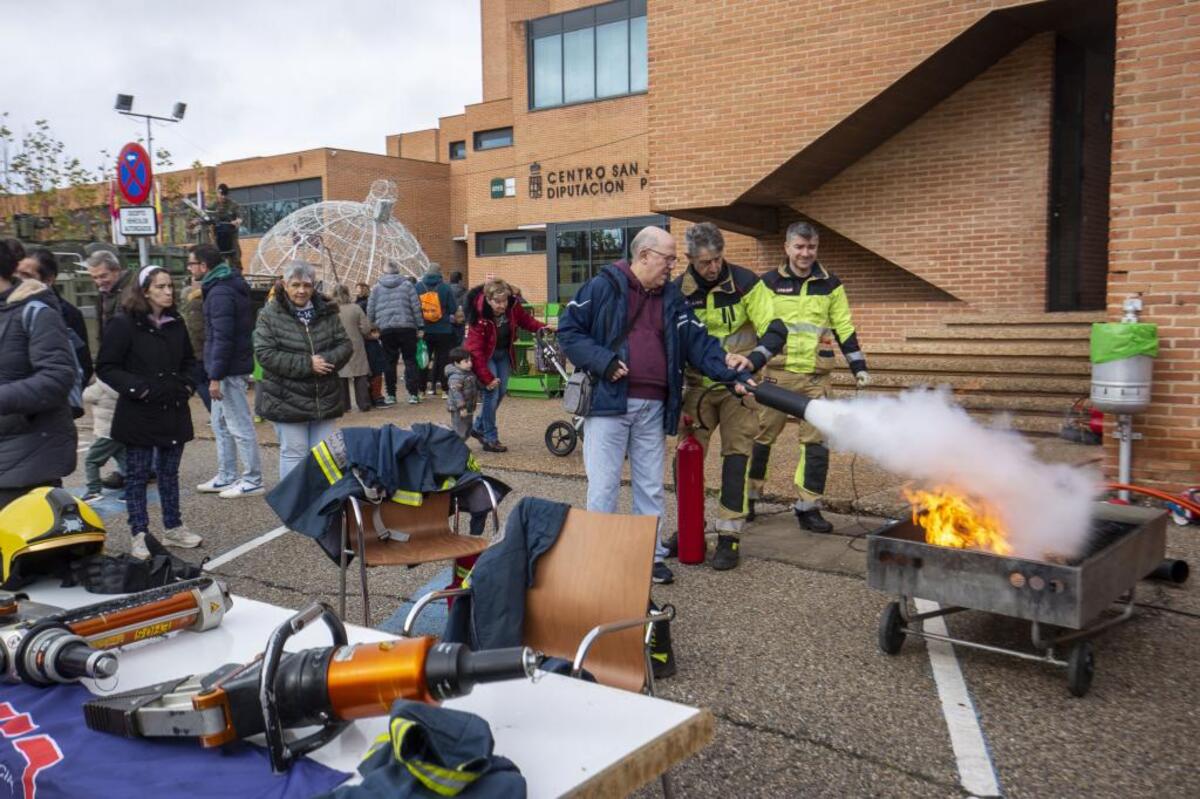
[254,261,352,480]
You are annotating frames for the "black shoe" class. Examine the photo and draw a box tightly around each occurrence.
[795,507,833,533]
[662,532,678,560]
[651,561,674,584]
[481,440,508,453]
[101,472,125,489]
[711,534,740,570]
[648,602,676,680]
[745,499,756,522]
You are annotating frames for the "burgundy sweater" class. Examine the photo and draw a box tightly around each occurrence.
[615,260,667,402]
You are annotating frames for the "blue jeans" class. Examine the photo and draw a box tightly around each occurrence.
[582,399,669,562]
[211,374,262,488]
[274,420,336,482]
[472,354,510,444]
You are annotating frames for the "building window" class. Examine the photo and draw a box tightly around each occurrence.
[474,127,514,151]
[449,140,466,160]
[528,0,647,110]
[227,178,322,236]
[550,214,666,304]
[477,230,548,257]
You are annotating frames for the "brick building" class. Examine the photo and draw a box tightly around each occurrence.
[10,0,1196,490]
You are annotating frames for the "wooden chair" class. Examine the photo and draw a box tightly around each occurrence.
[402,507,679,793]
[338,480,501,625]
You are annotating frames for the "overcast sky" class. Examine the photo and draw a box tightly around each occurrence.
[3,0,482,177]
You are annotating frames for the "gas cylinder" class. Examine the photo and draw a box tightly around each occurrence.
[676,416,706,565]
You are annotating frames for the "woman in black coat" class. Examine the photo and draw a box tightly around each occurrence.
[96,266,203,558]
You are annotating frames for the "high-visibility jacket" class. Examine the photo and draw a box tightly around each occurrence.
[744,260,867,376]
[675,261,760,387]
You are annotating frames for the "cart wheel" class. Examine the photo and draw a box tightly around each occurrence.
[878,601,906,655]
[545,421,578,456]
[1067,641,1094,697]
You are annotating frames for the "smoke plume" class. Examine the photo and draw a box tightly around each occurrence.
[804,387,1100,560]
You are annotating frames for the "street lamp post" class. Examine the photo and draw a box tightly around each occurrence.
[113,95,186,267]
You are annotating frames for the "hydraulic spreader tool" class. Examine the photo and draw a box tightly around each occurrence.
[0,577,231,686]
[82,601,542,771]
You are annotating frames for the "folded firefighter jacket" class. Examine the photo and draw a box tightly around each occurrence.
[266,423,481,562]
[318,699,525,799]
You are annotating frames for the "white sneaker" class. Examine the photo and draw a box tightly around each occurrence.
[130,532,151,560]
[197,477,235,493]
[163,526,203,548]
[218,481,265,499]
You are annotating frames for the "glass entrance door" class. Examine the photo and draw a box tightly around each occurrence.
[548,215,668,304]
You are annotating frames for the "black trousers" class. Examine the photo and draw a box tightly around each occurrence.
[380,327,420,398]
[425,331,456,393]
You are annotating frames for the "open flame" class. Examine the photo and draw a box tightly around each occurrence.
[903,485,1013,556]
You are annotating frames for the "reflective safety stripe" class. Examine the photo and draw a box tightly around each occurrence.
[311,442,343,484]
[388,717,482,796]
[390,490,423,506]
[846,350,866,363]
[785,322,830,337]
[454,564,472,579]
[751,345,774,360]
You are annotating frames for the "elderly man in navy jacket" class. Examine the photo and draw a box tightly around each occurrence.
[558,226,753,584]
[190,244,264,498]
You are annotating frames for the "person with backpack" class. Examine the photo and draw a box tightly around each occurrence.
[367,261,424,405]
[417,263,458,398]
[16,248,93,386]
[0,241,78,510]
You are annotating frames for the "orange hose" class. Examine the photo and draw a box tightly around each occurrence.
[1105,483,1200,516]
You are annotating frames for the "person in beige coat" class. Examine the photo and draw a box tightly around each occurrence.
[80,380,127,502]
[334,284,373,412]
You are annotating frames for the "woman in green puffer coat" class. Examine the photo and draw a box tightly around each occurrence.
[253,261,352,480]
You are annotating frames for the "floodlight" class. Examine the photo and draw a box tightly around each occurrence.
[172,102,187,120]
[114,94,134,112]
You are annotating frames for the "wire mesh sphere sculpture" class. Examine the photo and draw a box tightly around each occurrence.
[250,179,430,288]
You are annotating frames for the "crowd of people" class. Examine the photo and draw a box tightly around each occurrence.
[0,219,868,589]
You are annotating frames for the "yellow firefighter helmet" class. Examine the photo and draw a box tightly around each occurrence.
[0,487,106,589]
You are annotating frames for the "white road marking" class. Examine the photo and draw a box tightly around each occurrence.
[915,598,1003,797]
[205,525,289,570]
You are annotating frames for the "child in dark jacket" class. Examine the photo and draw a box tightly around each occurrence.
[444,347,478,441]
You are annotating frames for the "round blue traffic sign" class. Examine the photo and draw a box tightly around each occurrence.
[117,142,153,205]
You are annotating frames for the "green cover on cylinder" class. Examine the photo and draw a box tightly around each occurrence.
[1090,322,1158,364]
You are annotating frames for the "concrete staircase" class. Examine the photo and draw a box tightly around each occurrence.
[832,311,1103,437]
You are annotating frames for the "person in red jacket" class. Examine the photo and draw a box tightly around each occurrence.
[463,278,545,452]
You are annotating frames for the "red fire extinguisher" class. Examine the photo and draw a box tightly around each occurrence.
[676,416,706,565]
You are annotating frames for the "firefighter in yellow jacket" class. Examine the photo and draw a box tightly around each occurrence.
[674,223,760,570]
[742,221,870,533]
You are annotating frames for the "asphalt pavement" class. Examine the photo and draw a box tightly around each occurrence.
[61,394,1200,798]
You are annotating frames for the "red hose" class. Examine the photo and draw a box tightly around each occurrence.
[1105,483,1200,516]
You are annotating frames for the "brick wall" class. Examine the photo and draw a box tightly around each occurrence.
[1105,0,1200,492]
[217,149,328,267]
[648,0,1036,212]
[793,35,1054,311]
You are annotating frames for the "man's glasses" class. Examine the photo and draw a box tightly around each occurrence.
[646,248,677,265]
[186,260,201,266]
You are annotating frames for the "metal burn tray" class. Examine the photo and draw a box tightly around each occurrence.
[866,502,1168,696]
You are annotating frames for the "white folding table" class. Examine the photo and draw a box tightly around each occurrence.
[27,584,714,798]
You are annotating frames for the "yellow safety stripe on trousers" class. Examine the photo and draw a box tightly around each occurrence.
[311,442,343,484]
[387,717,482,796]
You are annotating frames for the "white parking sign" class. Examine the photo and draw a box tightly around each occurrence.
[119,206,158,236]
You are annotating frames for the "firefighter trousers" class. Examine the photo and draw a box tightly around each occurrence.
[679,385,757,533]
[748,370,830,508]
